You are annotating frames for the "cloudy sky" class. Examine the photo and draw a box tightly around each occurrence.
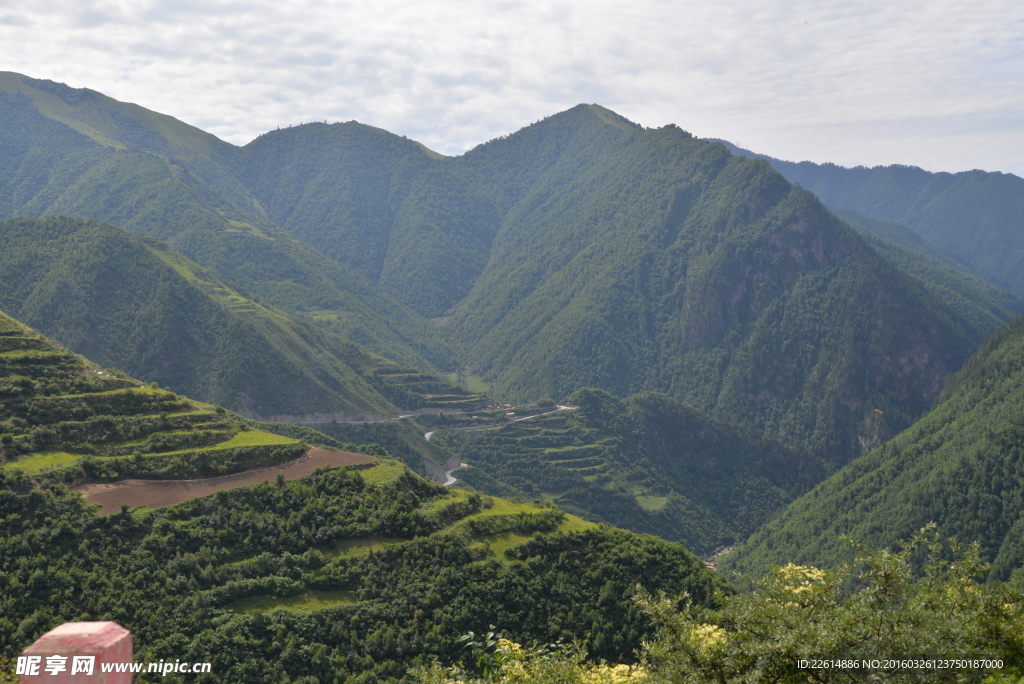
[1,0,1021,175]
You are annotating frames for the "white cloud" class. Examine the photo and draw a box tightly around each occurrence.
[0,0,1021,174]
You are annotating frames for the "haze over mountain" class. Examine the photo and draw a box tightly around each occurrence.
[0,310,727,680]
[442,105,1005,461]
[2,71,1020,467]
[718,139,1024,296]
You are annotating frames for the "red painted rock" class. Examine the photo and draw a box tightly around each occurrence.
[18,622,132,683]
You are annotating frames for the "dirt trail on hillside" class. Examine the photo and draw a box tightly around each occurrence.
[77,448,375,515]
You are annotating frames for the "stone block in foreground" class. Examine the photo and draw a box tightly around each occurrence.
[19,621,132,683]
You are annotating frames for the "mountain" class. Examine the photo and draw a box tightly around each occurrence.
[228,123,500,318]
[0,307,727,680]
[0,71,455,373]
[1,73,1012,465]
[0,308,304,480]
[444,105,988,462]
[717,139,1024,296]
[720,314,1024,581]
[0,216,481,420]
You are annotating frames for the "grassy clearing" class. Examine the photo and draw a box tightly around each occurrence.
[542,444,593,453]
[303,310,340,322]
[204,429,298,449]
[0,349,66,359]
[115,429,232,448]
[636,495,668,511]
[321,537,409,558]
[357,459,406,486]
[477,532,533,563]
[471,510,598,563]
[151,428,296,456]
[558,513,599,534]
[464,376,489,393]
[227,590,358,614]
[417,489,472,515]
[6,451,80,474]
[469,496,547,518]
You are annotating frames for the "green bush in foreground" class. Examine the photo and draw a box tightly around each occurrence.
[417,526,1024,683]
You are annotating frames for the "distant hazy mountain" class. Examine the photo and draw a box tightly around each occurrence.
[716,139,1024,296]
[226,123,500,318]
[721,313,1024,580]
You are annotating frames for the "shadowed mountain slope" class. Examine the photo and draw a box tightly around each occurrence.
[720,314,1024,581]
[228,122,500,317]
[0,216,418,420]
[1,74,1013,466]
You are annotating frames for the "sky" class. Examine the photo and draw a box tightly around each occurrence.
[1,0,1021,175]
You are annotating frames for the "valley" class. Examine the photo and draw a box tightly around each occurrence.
[2,69,1024,682]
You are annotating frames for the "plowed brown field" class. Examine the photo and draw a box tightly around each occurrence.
[77,448,375,514]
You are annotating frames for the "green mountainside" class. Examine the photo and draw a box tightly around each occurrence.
[1,71,1016,468]
[717,139,1024,295]
[721,314,1024,580]
[0,216,396,420]
[426,388,822,556]
[0,72,455,373]
[0,308,726,681]
[0,309,304,481]
[0,217,483,420]
[445,106,988,462]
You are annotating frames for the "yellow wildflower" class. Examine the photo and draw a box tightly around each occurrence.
[582,663,647,683]
[496,638,525,659]
[777,564,826,594]
[688,623,727,653]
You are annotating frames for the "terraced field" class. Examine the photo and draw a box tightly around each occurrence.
[430,413,647,505]
[0,310,305,482]
[224,466,597,614]
[372,369,485,410]
[428,391,820,557]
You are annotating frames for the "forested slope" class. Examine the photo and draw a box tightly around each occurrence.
[447,105,986,462]
[0,460,727,682]
[0,217,479,420]
[0,72,455,372]
[2,72,1012,467]
[721,314,1024,580]
[718,139,1024,295]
